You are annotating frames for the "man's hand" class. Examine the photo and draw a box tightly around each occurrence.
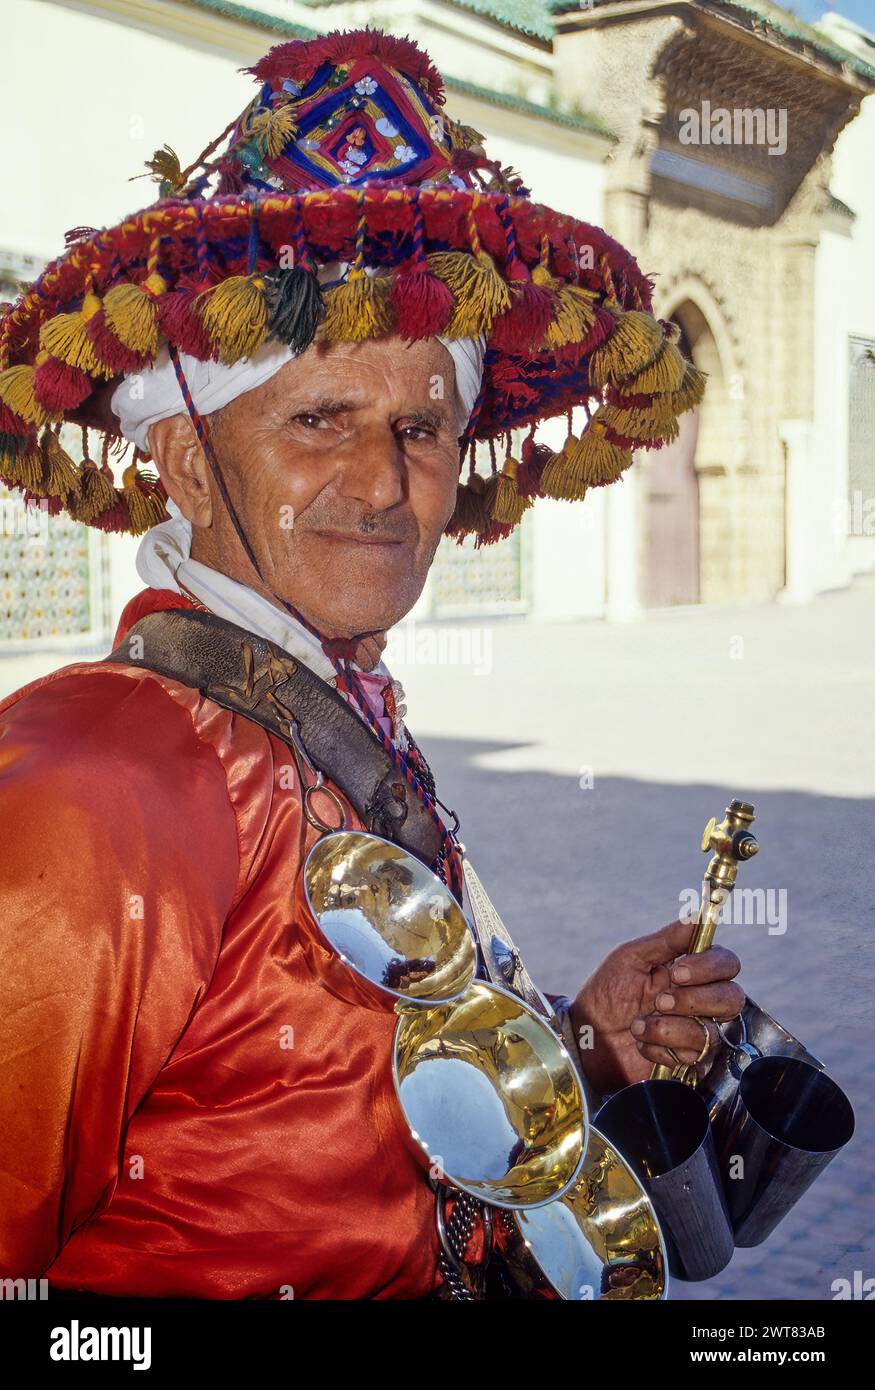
[569,920,744,1095]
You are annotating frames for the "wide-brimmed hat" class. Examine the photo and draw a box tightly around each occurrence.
[0,28,703,544]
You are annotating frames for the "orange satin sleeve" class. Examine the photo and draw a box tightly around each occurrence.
[0,669,240,1279]
[0,646,440,1299]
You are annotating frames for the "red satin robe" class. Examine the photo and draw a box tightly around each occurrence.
[0,589,439,1298]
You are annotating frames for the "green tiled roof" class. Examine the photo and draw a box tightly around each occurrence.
[180,0,611,135]
[445,74,614,136]
[184,0,316,38]
[549,0,875,83]
[300,1,556,43]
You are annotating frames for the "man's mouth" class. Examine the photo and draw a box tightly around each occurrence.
[313,529,408,549]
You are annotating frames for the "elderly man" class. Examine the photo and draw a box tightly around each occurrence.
[0,30,741,1299]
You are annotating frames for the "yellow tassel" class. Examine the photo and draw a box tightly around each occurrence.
[39,292,108,376]
[672,361,707,415]
[428,251,512,338]
[589,308,664,387]
[0,365,49,426]
[70,459,118,523]
[544,285,598,349]
[39,428,82,500]
[573,418,635,486]
[249,104,298,159]
[541,421,635,496]
[103,272,167,357]
[619,340,686,395]
[611,391,681,430]
[122,463,167,535]
[196,273,270,364]
[2,435,43,491]
[531,264,559,293]
[321,270,393,344]
[601,403,680,444]
[488,457,531,524]
[539,434,589,501]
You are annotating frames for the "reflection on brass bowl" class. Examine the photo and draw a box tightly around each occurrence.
[393,979,587,1208]
[508,1126,668,1299]
[301,830,477,1010]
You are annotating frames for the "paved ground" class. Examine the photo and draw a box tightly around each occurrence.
[2,578,873,1301]
[389,577,875,1302]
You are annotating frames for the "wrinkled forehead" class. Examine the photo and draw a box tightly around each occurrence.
[114,332,483,453]
[213,337,460,430]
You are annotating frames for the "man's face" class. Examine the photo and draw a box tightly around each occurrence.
[179,336,463,637]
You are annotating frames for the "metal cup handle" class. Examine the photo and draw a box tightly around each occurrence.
[715,1015,762,1081]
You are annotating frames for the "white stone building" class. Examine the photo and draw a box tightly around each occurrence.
[1,0,873,663]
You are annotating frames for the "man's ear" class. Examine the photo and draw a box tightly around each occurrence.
[147,414,213,527]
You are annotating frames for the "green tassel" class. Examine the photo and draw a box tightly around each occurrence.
[264,267,325,354]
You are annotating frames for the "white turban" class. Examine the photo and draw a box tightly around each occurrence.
[111,280,486,453]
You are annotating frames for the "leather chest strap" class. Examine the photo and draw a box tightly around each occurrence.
[104,607,443,867]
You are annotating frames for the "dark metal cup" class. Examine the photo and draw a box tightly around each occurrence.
[717,1054,855,1247]
[596,1079,734,1282]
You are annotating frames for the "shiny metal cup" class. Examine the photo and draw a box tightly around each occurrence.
[393,979,587,1209]
[717,1054,855,1247]
[507,1126,668,1299]
[300,829,477,1010]
[596,1080,734,1282]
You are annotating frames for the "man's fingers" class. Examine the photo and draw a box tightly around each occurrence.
[628,919,697,968]
[636,1041,703,1068]
[668,946,741,987]
[632,1014,719,1056]
[654,980,745,1020]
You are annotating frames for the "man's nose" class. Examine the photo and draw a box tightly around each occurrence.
[335,424,406,510]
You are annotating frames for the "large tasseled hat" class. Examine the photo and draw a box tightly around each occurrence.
[0,27,704,544]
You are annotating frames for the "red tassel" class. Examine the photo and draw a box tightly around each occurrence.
[474,519,516,547]
[249,31,445,105]
[158,288,219,360]
[0,401,29,435]
[576,304,616,357]
[23,489,65,516]
[490,282,554,354]
[517,436,551,498]
[602,425,668,453]
[86,308,152,374]
[391,268,453,340]
[90,494,132,532]
[34,355,92,411]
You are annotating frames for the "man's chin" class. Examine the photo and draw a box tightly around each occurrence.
[276,585,421,641]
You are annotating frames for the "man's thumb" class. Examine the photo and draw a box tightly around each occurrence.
[631,918,698,967]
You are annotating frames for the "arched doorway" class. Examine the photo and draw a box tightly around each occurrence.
[643,300,727,606]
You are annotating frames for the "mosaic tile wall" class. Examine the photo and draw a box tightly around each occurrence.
[0,490,93,643]
[431,514,527,613]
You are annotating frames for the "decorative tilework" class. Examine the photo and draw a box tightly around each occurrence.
[431,515,527,613]
[0,491,93,643]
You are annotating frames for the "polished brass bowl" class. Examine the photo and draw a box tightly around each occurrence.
[508,1126,668,1299]
[393,979,587,1208]
[301,830,477,1009]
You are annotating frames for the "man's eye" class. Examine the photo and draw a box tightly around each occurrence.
[293,412,327,429]
[399,424,435,443]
